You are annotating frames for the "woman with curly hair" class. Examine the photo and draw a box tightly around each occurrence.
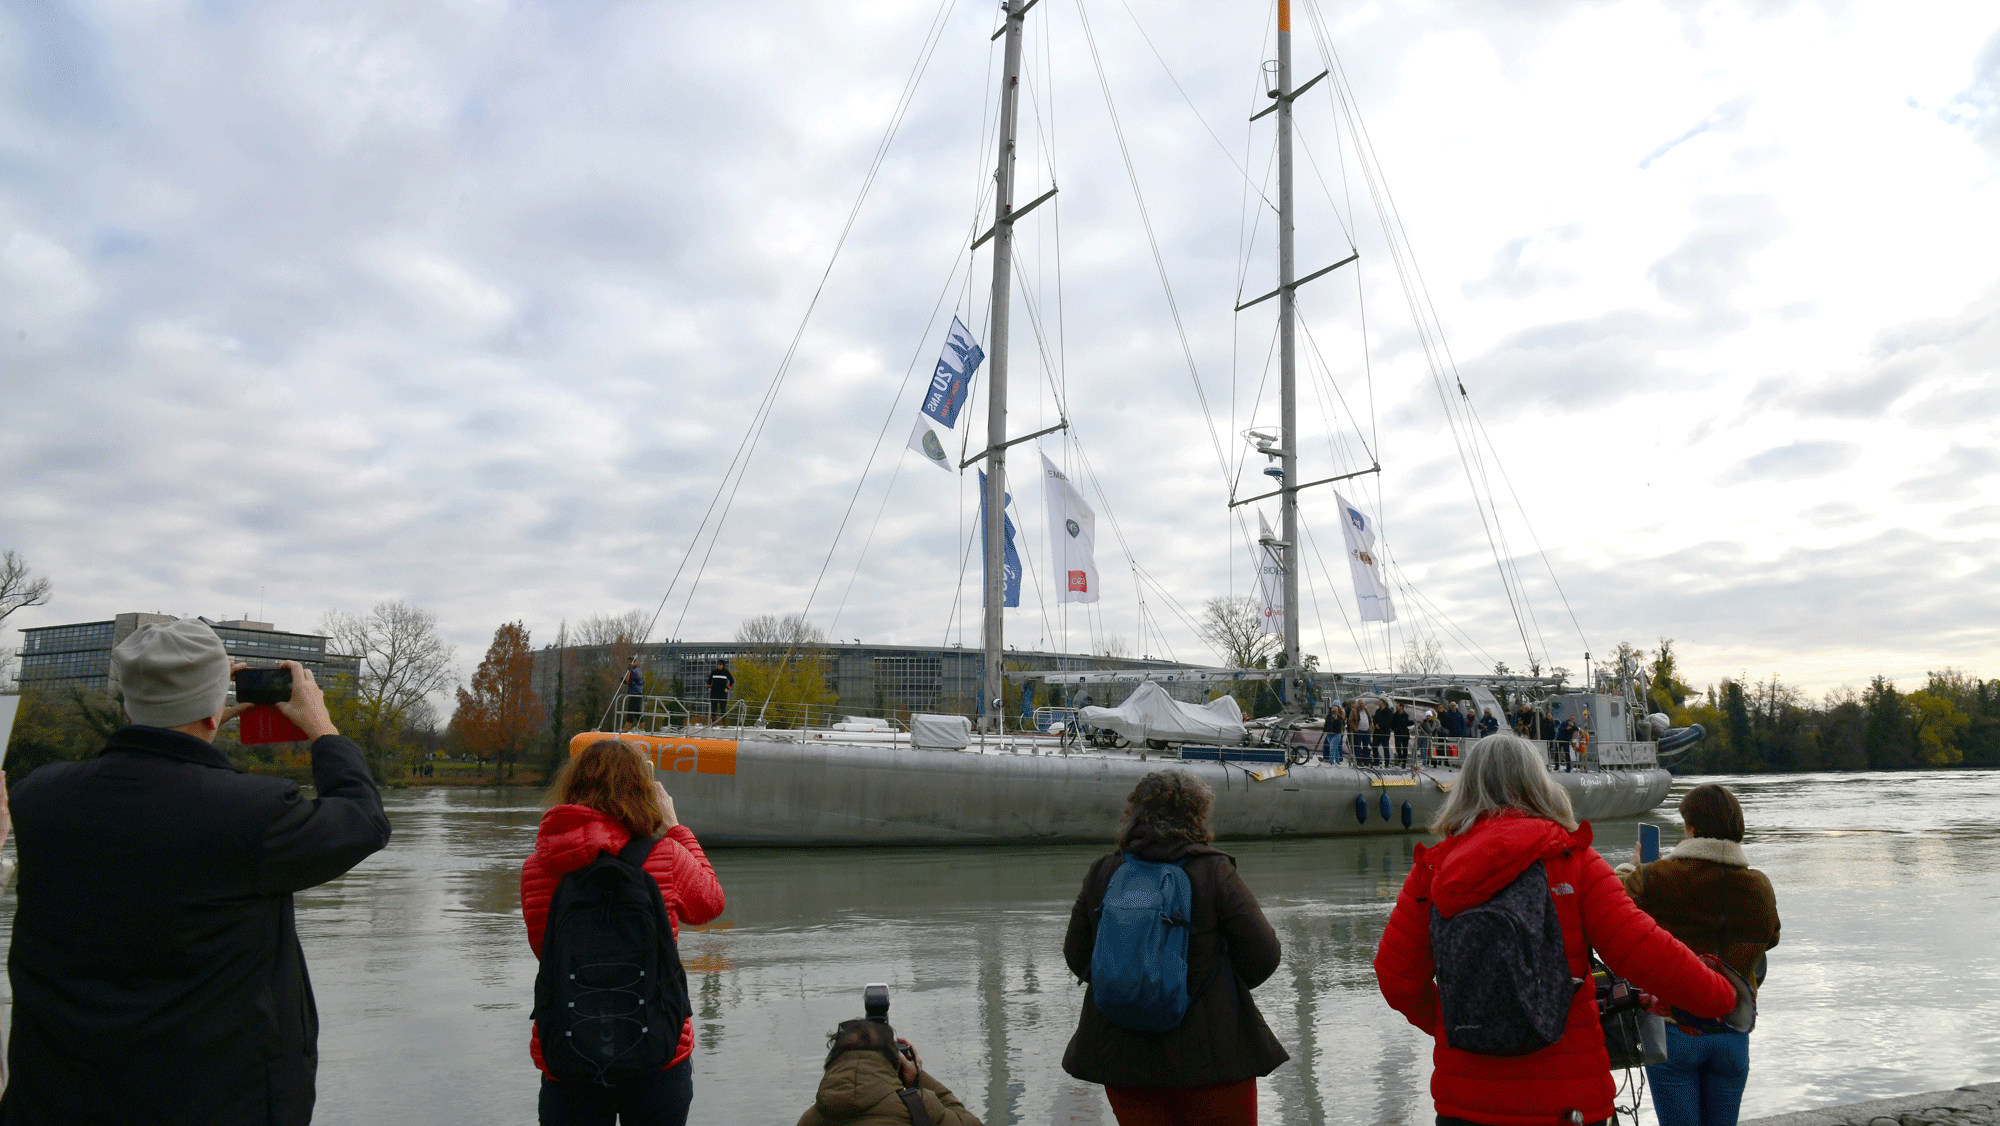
[521,739,727,1126]
[1061,770,1288,1126]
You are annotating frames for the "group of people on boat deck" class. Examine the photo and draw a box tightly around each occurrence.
[1321,697,1504,766]
[0,616,1779,1126]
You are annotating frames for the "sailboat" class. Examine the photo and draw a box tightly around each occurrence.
[574,0,1682,845]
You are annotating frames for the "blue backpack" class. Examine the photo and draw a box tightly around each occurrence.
[1090,854,1208,1033]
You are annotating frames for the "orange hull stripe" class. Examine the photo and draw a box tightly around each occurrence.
[566,732,740,777]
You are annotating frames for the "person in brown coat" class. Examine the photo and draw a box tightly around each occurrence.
[1061,770,1288,1126]
[1619,784,1781,1126]
[797,1019,980,1126]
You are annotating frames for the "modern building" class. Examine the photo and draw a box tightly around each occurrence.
[533,640,1217,723]
[16,613,360,690]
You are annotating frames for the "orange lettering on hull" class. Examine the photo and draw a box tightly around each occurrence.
[566,732,739,777]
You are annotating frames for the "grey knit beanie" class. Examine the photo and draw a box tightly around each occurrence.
[109,618,230,728]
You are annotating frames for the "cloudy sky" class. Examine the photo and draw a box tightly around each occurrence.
[3,0,1996,698]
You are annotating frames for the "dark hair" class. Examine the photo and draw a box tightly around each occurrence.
[1679,783,1745,842]
[824,1018,899,1072]
[550,739,666,838]
[1116,770,1215,850]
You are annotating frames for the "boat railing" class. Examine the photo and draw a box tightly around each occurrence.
[608,694,1058,737]
[1322,733,1656,771]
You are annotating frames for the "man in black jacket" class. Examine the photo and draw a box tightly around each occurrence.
[2,618,392,1126]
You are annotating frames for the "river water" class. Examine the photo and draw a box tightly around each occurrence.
[5,771,1998,1124]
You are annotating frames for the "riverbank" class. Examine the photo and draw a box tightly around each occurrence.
[1744,1081,2000,1126]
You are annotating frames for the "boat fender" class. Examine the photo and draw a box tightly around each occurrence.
[1379,793,1392,821]
[1354,794,1368,824]
[1401,800,1413,829]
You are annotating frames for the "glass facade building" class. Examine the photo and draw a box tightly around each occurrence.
[17,614,360,690]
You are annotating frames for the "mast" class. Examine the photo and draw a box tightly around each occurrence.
[1276,0,1302,702]
[982,0,1028,731]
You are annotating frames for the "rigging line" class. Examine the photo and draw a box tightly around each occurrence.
[1287,107,1357,249]
[1295,510,1333,667]
[1299,513,1369,667]
[1230,315,1283,493]
[1297,313,1378,466]
[822,251,976,641]
[1115,0,1278,214]
[1064,431,1205,647]
[940,518,983,648]
[652,0,961,647]
[1074,0,1232,492]
[1461,391,1590,653]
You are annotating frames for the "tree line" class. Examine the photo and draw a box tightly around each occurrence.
[1638,640,1999,772]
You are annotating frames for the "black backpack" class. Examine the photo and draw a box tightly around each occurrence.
[533,835,692,1085]
[1429,858,1581,1056]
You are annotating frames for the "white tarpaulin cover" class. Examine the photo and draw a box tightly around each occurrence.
[910,713,972,749]
[1076,682,1246,745]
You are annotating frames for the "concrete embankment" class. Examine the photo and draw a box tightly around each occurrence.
[1743,1082,2000,1126]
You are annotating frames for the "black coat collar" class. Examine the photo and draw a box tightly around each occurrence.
[102,725,241,772]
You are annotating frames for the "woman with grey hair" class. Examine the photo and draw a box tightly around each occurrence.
[1374,735,1737,1126]
[1060,770,1288,1125]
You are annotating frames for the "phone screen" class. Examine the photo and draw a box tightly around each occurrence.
[1638,823,1662,865]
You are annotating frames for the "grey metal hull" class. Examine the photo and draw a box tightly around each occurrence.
[637,734,1672,846]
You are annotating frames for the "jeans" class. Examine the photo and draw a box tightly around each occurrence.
[1323,732,1344,763]
[539,1060,693,1126]
[1647,1026,1750,1126]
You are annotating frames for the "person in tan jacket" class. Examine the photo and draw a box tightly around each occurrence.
[1620,784,1781,1126]
[797,1020,981,1126]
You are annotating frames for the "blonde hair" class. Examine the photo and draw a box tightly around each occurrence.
[1430,733,1577,836]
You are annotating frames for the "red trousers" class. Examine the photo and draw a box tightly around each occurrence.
[1104,1079,1257,1126]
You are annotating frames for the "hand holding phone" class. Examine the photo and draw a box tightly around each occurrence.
[1638,823,1662,865]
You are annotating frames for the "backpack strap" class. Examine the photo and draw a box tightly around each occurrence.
[617,833,664,868]
[895,1085,936,1126]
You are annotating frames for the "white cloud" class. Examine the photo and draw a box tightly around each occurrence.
[1,0,1996,698]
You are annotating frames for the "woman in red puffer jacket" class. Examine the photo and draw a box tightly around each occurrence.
[1374,735,1737,1126]
[522,739,726,1126]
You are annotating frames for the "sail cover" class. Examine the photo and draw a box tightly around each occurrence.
[1040,453,1099,604]
[1334,491,1396,623]
[1076,681,1246,745]
[907,316,984,472]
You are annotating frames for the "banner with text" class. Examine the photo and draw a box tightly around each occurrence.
[1335,491,1396,623]
[978,469,1022,608]
[1040,453,1099,604]
[907,316,985,472]
[1257,511,1284,636]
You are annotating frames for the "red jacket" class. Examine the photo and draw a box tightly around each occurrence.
[1374,812,1735,1126]
[520,805,726,1075]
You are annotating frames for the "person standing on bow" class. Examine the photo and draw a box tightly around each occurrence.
[706,659,734,723]
[623,656,646,732]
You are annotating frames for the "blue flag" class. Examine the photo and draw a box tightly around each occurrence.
[923,317,984,427]
[978,470,1022,608]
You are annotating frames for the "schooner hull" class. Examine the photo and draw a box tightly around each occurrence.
[600,731,1673,846]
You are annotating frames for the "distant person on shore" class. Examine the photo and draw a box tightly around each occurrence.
[522,739,725,1126]
[1061,770,1288,1126]
[797,1020,981,1126]
[2,620,391,1126]
[707,659,734,723]
[1619,784,1781,1126]
[1373,734,1738,1126]
[1322,700,1346,764]
[624,656,647,731]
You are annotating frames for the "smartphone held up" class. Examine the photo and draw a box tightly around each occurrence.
[233,667,308,745]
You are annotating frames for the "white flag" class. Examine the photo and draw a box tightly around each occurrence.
[1040,453,1099,604]
[1256,511,1284,636]
[1335,491,1396,623]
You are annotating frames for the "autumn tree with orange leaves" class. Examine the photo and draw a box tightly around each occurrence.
[451,621,545,781]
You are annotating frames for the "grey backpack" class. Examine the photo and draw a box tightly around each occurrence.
[1429,858,1580,1056]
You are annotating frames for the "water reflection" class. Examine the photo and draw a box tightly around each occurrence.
[3,773,1995,1125]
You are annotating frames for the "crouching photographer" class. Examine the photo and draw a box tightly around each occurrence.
[797,986,981,1126]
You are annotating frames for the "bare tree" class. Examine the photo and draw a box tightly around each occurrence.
[1396,635,1451,677]
[734,613,827,650]
[1197,596,1277,669]
[1,550,53,628]
[575,610,648,647]
[320,600,455,775]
